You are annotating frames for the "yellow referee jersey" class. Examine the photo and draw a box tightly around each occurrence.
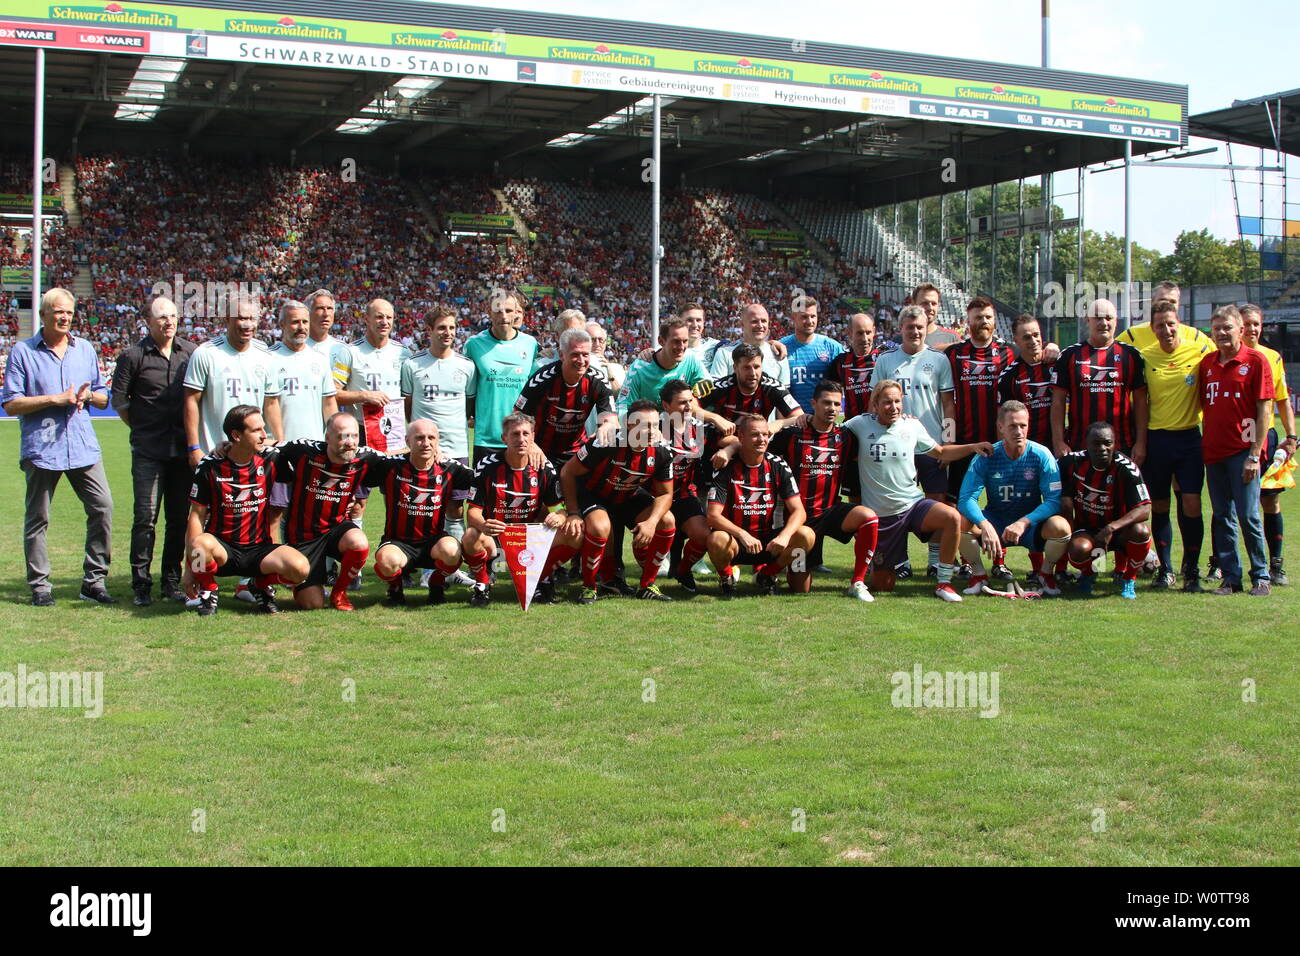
[1117,321,1213,352]
[1254,342,1290,434]
[1136,330,1211,431]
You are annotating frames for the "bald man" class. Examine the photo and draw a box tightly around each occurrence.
[112,295,199,605]
[334,298,412,453]
[708,303,791,386]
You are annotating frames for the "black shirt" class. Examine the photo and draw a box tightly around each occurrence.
[111,335,199,458]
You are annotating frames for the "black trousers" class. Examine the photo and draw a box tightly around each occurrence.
[130,452,191,591]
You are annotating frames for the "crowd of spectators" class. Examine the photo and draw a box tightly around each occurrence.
[1,152,900,384]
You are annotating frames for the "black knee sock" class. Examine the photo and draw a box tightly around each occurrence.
[1264,511,1284,565]
[1152,510,1173,571]
[1178,511,1204,574]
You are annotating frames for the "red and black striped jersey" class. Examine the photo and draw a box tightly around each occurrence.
[662,416,723,501]
[948,340,1016,443]
[1059,450,1150,530]
[698,373,801,422]
[469,454,561,523]
[1052,342,1146,451]
[998,358,1057,448]
[190,452,277,546]
[708,453,800,537]
[274,440,376,544]
[573,438,673,504]
[826,350,876,419]
[364,455,474,542]
[769,422,859,522]
[513,362,615,462]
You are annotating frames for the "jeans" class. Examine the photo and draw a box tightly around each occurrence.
[130,452,191,592]
[1205,448,1269,587]
[22,460,113,593]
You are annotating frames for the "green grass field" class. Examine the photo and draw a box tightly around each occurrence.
[1,419,1296,865]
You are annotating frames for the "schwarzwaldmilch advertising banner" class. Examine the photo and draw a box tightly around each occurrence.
[0,1,1187,143]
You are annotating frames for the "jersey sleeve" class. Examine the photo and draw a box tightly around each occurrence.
[1118,455,1150,508]
[260,353,280,397]
[182,344,210,392]
[706,465,730,505]
[449,459,475,492]
[1124,344,1146,389]
[840,428,860,499]
[652,445,673,484]
[1024,448,1062,526]
[331,344,353,391]
[935,350,955,392]
[697,377,727,411]
[514,368,544,414]
[1252,354,1275,403]
[361,454,399,488]
[826,353,844,385]
[1272,354,1289,403]
[774,456,799,500]
[913,419,937,456]
[468,459,492,509]
[464,359,478,400]
[768,428,793,463]
[956,452,988,525]
[591,375,616,418]
[1051,347,1072,392]
[997,363,1016,403]
[539,463,563,508]
[1059,454,1078,501]
[766,380,802,417]
[189,461,212,506]
[615,359,645,413]
[399,359,414,398]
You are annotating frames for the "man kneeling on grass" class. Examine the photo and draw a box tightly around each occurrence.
[184,405,309,616]
[706,413,812,599]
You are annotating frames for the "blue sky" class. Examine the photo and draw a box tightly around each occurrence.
[427,0,1297,255]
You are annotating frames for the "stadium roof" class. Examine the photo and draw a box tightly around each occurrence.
[1189,89,1300,156]
[0,0,1189,204]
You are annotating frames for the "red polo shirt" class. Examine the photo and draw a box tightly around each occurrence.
[1199,344,1272,464]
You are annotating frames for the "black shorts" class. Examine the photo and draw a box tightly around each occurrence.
[293,521,361,589]
[947,453,975,501]
[215,539,281,578]
[1142,428,1204,499]
[1262,430,1284,498]
[671,495,706,526]
[873,498,938,571]
[579,487,656,531]
[725,530,779,566]
[966,517,1049,552]
[915,454,947,495]
[378,534,453,569]
[806,502,860,567]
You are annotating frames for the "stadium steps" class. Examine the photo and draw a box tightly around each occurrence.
[492,188,530,240]
[57,163,81,227]
[864,211,965,324]
[758,198,838,271]
[404,177,448,250]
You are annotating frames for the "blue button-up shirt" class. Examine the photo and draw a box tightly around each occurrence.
[1,331,105,470]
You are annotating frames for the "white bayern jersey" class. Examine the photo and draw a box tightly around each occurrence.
[401,349,477,460]
[338,337,411,452]
[183,338,280,453]
[269,341,336,442]
[869,346,954,444]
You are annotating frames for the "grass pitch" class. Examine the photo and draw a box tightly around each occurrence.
[0,420,1296,865]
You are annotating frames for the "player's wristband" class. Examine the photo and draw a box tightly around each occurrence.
[1286,434,1298,443]
[187,444,201,452]
[1246,455,1259,463]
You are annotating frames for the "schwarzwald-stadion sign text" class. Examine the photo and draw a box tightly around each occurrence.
[5,2,1186,143]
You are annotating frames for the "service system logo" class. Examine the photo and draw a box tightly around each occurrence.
[1071,96,1150,118]
[829,70,920,93]
[225,16,345,40]
[49,3,176,27]
[392,28,505,52]
[186,32,207,56]
[517,60,537,81]
[954,84,1040,106]
[548,42,653,67]
[695,56,793,80]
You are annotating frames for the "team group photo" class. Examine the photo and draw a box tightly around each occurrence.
[0,0,1296,889]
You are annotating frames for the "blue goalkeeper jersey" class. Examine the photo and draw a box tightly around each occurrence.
[957,440,1061,529]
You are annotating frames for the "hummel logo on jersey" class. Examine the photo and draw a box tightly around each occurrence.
[733,481,772,504]
[492,482,535,510]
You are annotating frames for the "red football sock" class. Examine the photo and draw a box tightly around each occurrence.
[253,573,279,590]
[331,546,369,598]
[540,544,577,583]
[722,564,735,579]
[638,528,675,588]
[429,557,460,587]
[464,549,490,585]
[582,533,608,588]
[197,561,218,593]
[372,564,401,583]
[852,517,879,584]
[1069,555,1094,574]
[1029,551,1044,574]
[1054,553,1069,574]
[679,539,708,574]
[1123,538,1150,581]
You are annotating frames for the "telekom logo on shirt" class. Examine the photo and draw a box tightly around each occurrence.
[1205,380,1221,404]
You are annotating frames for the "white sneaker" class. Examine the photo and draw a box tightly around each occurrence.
[658,554,671,575]
[447,569,475,588]
[962,576,988,596]
[693,560,713,577]
[849,581,875,603]
[419,569,433,587]
[234,580,257,604]
[935,583,963,602]
[730,565,741,584]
